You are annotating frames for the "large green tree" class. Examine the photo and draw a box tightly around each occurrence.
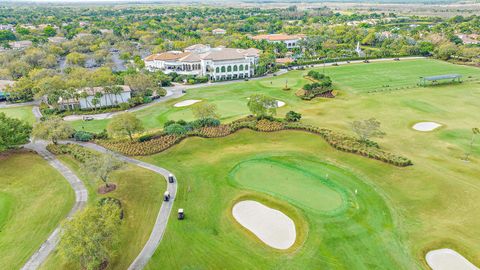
[107,113,144,141]
[192,102,219,120]
[32,117,74,144]
[351,118,386,142]
[82,154,123,189]
[58,201,122,270]
[247,94,278,117]
[0,113,32,152]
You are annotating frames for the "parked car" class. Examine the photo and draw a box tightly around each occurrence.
[83,116,94,121]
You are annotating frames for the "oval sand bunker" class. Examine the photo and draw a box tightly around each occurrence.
[276,100,286,107]
[232,200,296,249]
[426,248,479,270]
[413,122,442,132]
[174,100,201,107]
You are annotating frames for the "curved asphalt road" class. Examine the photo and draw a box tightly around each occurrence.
[69,141,178,270]
[20,107,89,270]
[21,140,88,270]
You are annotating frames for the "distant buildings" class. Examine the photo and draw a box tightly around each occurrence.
[144,44,260,81]
[457,34,479,45]
[48,36,67,44]
[8,40,32,50]
[0,24,14,31]
[212,28,226,35]
[251,33,305,49]
[275,57,294,65]
[58,85,132,110]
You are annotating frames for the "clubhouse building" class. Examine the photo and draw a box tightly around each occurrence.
[144,44,260,81]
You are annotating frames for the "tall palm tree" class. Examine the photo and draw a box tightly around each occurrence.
[80,91,91,110]
[112,86,124,103]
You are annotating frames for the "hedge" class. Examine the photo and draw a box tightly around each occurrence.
[96,118,412,167]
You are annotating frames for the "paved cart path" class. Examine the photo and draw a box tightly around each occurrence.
[21,140,88,270]
[68,141,178,270]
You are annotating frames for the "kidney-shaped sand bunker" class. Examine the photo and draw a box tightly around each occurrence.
[232,200,296,250]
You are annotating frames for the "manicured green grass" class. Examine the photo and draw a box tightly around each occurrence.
[0,106,35,124]
[141,131,421,269]
[230,158,344,213]
[72,59,479,134]
[71,59,480,268]
[321,59,479,94]
[0,151,74,270]
[40,154,165,270]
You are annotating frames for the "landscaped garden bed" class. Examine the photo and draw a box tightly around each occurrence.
[96,117,412,167]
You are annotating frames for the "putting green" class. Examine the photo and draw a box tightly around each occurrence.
[230,158,344,213]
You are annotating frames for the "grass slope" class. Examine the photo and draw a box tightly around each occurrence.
[0,151,74,270]
[40,154,165,270]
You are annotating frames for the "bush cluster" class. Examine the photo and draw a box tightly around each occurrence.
[47,143,97,163]
[163,118,221,136]
[97,135,180,156]
[73,131,94,142]
[302,71,334,100]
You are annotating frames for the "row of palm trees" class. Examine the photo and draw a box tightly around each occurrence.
[53,85,126,111]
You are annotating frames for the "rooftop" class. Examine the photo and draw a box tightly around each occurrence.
[145,45,260,63]
[252,33,306,41]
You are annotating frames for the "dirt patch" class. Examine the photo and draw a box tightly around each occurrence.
[98,183,117,194]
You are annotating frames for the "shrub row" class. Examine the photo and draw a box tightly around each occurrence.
[97,135,180,156]
[97,118,412,166]
[46,143,97,163]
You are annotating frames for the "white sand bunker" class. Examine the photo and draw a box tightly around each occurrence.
[413,122,442,132]
[426,248,479,270]
[276,100,286,107]
[232,200,296,249]
[174,100,201,107]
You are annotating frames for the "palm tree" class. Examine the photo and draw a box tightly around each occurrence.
[80,91,91,110]
[112,86,124,103]
[94,91,103,110]
[91,97,100,112]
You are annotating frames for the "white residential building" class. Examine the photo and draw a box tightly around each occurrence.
[252,33,306,49]
[8,40,32,50]
[144,44,260,81]
[58,85,131,110]
[212,28,227,35]
[0,24,14,31]
[48,36,67,44]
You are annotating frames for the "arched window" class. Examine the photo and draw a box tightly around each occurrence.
[244,64,249,70]
[221,66,226,72]
[239,65,244,71]
[227,66,232,72]
[233,65,238,72]
[216,67,220,73]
